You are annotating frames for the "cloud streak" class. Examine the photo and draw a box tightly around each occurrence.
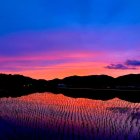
[0,27,140,79]
[105,64,136,70]
[105,59,140,70]
[125,60,140,66]
[0,50,104,72]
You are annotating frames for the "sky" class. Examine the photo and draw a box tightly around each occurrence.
[0,0,140,80]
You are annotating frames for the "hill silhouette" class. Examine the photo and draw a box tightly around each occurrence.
[48,74,140,89]
[0,74,48,97]
[0,73,140,102]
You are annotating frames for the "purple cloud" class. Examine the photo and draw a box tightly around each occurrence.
[125,60,140,66]
[105,64,136,70]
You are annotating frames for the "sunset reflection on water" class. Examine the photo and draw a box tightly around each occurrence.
[0,92,140,140]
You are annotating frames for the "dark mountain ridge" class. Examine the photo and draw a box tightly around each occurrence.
[0,73,140,102]
[0,73,48,97]
[48,74,140,89]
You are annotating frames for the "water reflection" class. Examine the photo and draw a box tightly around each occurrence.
[0,92,140,140]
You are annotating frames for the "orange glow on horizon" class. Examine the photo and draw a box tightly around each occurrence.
[3,61,140,80]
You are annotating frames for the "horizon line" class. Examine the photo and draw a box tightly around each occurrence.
[0,72,139,81]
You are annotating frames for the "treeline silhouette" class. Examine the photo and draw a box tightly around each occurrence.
[48,74,140,89]
[0,74,48,97]
[47,74,140,102]
[0,73,140,102]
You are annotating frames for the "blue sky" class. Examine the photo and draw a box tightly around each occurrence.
[0,0,140,35]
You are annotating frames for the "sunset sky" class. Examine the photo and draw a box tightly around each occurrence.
[0,0,140,80]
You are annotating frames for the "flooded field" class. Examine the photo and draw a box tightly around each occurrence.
[0,92,140,140]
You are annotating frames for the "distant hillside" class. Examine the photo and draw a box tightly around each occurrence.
[0,74,48,97]
[116,74,140,88]
[1,73,140,102]
[48,74,140,89]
